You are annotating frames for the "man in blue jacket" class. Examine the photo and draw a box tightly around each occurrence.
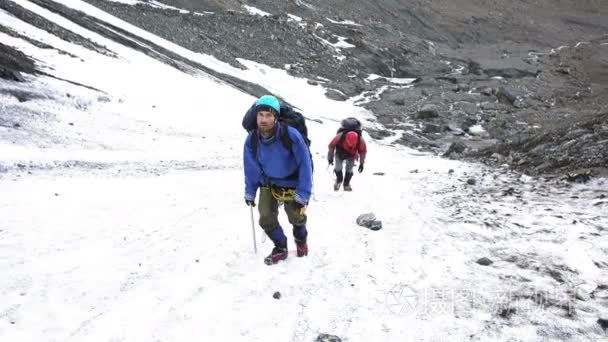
[244,95,313,265]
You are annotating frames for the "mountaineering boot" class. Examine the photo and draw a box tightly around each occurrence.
[334,170,343,191]
[264,246,288,265]
[343,172,353,191]
[264,226,288,265]
[334,181,342,191]
[295,239,308,257]
[292,225,308,257]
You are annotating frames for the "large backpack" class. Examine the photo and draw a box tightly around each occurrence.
[244,103,313,170]
[336,117,362,157]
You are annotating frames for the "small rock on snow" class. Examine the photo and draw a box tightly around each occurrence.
[476,257,493,266]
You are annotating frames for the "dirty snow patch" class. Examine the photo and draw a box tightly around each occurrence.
[467,124,487,136]
[333,36,355,49]
[243,5,271,16]
[326,18,362,26]
[106,0,190,13]
[287,13,302,22]
[366,74,417,85]
[105,0,138,4]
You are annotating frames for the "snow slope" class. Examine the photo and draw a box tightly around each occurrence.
[1,1,607,341]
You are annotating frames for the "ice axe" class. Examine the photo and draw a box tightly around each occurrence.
[249,205,257,254]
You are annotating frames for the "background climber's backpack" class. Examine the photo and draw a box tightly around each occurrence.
[336,117,362,157]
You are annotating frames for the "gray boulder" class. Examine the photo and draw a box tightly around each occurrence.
[316,334,342,342]
[325,89,348,101]
[417,104,439,119]
[496,87,516,105]
[356,213,383,231]
[443,141,467,157]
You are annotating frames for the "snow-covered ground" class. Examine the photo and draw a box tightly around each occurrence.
[1,1,607,341]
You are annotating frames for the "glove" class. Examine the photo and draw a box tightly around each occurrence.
[358,164,364,173]
[245,199,256,207]
[328,158,334,166]
[293,200,307,215]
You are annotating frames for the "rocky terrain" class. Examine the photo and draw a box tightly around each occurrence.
[1,0,607,178]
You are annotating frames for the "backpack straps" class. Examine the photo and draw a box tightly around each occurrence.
[252,125,314,181]
[337,131,347,149]
[250,129,259,156]
[249,129,270,184]
[252,125,294,155]
[280,124,293,151]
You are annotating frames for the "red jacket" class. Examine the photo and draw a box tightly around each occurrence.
[328,132,367,163]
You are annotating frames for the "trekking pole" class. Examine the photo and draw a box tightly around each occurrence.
[249,205,257,254]
[311,175,317,201]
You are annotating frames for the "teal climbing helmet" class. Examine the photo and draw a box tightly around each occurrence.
[255,95,280,114]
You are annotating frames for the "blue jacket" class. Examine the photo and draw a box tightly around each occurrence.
[244,123,312,205]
